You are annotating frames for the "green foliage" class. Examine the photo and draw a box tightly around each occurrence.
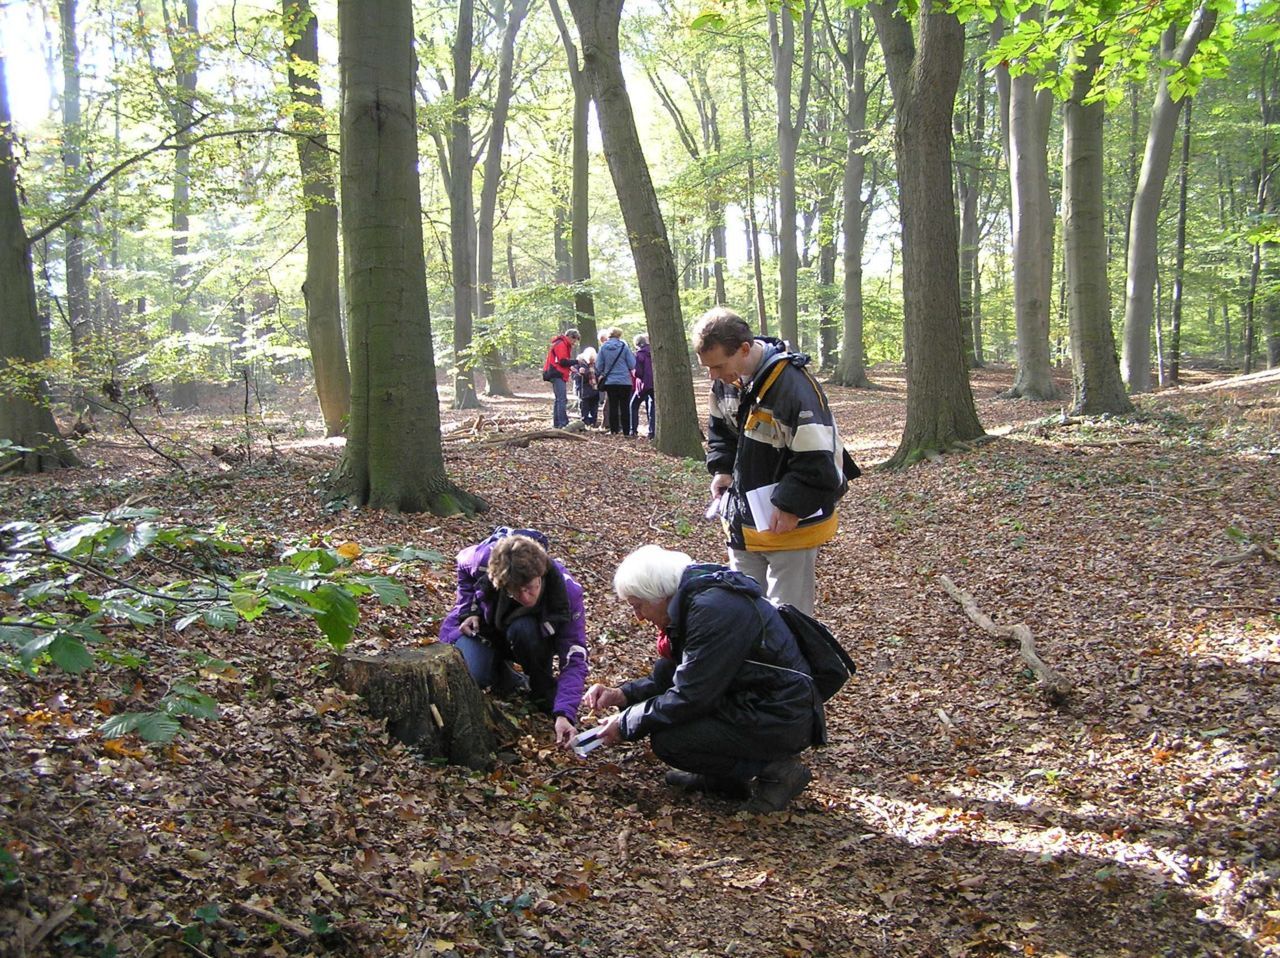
[0,509,434,741]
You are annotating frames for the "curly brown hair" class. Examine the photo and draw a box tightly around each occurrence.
[488,535,549,593]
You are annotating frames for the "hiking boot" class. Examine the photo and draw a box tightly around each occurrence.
[742,758,812,813]
[665,769,751,800]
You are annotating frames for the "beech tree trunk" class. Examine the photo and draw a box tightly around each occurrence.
[999,6,1057,400]
[284,0,351,437]
[1169,99,1193,385]
[60,0,91,414]
[737,40,769,334]
[549,0,598,346]
[164,0,200,409]
[449,0,480,410]
[331,646,518,770]
[868,1,983,466]
[1121,5,1218,392]
[476,0,528,399]
[337,0,484,515]
[1064,43,1133,417]
[768,3,813,349]
[566,0,703,459]
[833,7,872,388]
[0,58,77,472]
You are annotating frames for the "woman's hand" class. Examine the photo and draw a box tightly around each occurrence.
[583,683,626,712]
[459,615,481,637]
[554,716,576,747]
[598,718,623,746]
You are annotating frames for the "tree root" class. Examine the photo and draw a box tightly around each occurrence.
[939,575,1072,703]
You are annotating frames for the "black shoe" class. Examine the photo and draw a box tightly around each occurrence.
[742,759,811,813]
[665,769,751,800]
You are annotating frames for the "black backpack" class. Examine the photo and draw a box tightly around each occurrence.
[775,603,856,702]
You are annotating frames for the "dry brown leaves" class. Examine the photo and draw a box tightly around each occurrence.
[0,364,1277,957]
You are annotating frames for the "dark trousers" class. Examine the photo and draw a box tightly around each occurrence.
[580,394,599,425]
[629,389,654,437]
[604,384,633,434]
[455,616,557,713]
[643,659,804,782]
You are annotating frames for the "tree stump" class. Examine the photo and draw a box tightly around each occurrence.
[330,645,519,770]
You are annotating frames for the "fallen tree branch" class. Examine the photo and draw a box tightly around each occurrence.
[476,429,588,448]
[236,901,314,940]
[939,575,1072,703]
[1210,543,1280,567]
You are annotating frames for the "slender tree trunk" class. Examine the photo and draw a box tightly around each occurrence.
[165,0,200,409]
[337,0,483,515]
[956,64,980,370]
[868,2,983,466]
[833,7,871,388]
[476,0,528,399]
[284,0,351,436]
[1121,5,1218,392]
[738,40,768,334]
[0,57,77,471]
[566,0,702,459]
[1064,43,1133,416]
[60,0,91,415]
[1169,98,1193,386]
[548,0,597,346]
[449,0,480,409]
[769,2,813,349]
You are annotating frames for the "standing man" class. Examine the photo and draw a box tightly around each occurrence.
[543,328,580,428]
[692,307,855,614]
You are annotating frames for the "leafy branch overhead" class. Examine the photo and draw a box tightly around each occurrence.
[0,507,439,740]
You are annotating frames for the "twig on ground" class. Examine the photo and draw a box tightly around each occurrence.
[1210,543,1280,567]
[939,575,1072,703]
[475,429,588,448]
[28,897,79,949]
[236,901,313,939]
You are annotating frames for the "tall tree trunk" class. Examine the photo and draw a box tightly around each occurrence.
[450,0,480,409]
[548,0,597,346]
[566,0,702,459]
[769,2,813,349]
[833,7,871,388]
[165,0,200,409]
[284,0,351,437]
[60,0,91,415]
[337,0,483,515]
[0,57,77,471]
[1121,5,1218,392]
[476,0,528,399]
[1169,98,1193,386]
[956,62,980,370]
[998,6,1056,399]
[1064,42,1133,417]
[737,40,768,334]
[868,1,983,466]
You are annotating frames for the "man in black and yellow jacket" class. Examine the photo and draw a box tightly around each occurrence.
[692,307,857,614]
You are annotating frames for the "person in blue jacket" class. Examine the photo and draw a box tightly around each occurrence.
[439,529,588,746]
[595,327,637,436]
[583,545,823,813]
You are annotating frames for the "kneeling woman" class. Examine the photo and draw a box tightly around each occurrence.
[440,530,588,746]
[583,545,824,813]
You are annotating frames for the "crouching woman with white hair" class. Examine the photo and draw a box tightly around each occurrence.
[582,544,825,813]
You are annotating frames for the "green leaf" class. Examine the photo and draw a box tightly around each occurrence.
[202,606,240,629]
[0,625,38,648]
[690,11,724,30]
[46,521,110,556]
[309,584,359,650]
[162,687,219,720]
[101,711,182,742]
[194,904,221,924]
[283,547,340,573]
[373,545,444,564]
[48,634,93,673]
[100,598,157,626]
[349,574,409,606]
[230,590,269,622]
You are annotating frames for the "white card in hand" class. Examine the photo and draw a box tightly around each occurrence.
[571,725,608,758]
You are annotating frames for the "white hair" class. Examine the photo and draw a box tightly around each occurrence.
[613,545,693,603]
[579,346,597,363]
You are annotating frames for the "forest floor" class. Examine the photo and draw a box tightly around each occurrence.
[1,363,1278,958]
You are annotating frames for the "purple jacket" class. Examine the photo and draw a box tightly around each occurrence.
[439,535,588,720]
[634,343,654,392]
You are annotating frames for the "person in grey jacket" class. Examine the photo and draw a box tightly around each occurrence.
[582,545,823,813]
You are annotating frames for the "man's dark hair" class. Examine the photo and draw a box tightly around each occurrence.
[692,307,753,354]
[489,535,550,592]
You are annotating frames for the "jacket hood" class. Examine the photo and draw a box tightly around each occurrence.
[665,563,764,624]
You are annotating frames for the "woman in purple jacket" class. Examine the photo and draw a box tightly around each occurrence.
[629,333,655,439]
[439,529,588,746]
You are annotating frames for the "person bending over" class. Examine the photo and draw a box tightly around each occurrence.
[582,544,824,812]
[440,529,588,746]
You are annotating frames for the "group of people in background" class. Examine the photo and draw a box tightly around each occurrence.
[544,327,655,438]
[450,306,856,814]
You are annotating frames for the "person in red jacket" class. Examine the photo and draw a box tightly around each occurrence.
[543,328,580,428]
